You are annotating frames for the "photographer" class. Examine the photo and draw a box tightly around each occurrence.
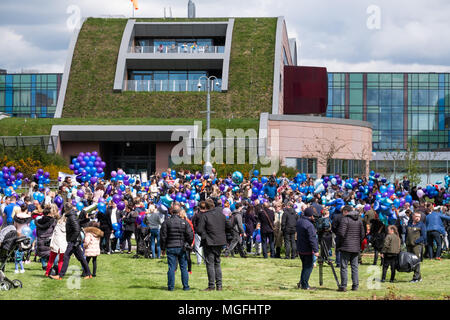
[316,207,333,259]
[160,204,194,291]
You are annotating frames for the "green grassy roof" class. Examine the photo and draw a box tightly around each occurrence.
[0,117,259,136]
[61,17,277,119]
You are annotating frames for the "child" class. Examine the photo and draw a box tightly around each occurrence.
[83,221,104,277]
[14,249,25,274]
[252,223,262,256]
[380,225,401,283]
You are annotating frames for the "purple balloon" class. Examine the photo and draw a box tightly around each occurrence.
[170,193,176,200]
[9,166,16,173]
[196,173,202,179]
[77,189,85,198]
[44,172,50,178]
[117,169,124,176]
[69,164,75,170]
[117,189,122,196]
[2,167,8,174]
[113,194,122,204]
[86,152,91,157]
[111,171,117,177]
[16,172,23,180]
[100,161,106,168]
[72,199,77,206]
[80,161,87,167]
[94,161,100,167]
[92,151,98,157]
[124,175,129,181]
[364,204,371,211]
[79,152,85,157]
[123,180,130,186]
[106,185,112,195]
[185,189,191,198]
[117,201,125,211]
[98,197,106,203]
[219,184,225,192]
[90,176,98,184]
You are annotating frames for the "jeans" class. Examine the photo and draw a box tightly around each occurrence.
[284,232,296,258]
[299,254,314,289]
[59,242,91,278]
[150,229,161,259]
[203,245,223,289]
[245,235,253,253]
[226,233,246,257]
[340,251,359,289]
[261,232,275,258]
[166,247,189,291]
[427,230,442,258]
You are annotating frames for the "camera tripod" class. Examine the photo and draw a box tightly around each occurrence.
[318,237,341,289]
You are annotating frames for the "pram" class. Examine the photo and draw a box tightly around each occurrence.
[0,234,31,291]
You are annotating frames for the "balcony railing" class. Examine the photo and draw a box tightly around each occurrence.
[129,45,225,54]
[124,79,222,92]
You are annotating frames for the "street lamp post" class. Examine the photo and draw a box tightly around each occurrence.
[198,76,220,175]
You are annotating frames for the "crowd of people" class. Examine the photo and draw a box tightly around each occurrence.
[1,167,450,292]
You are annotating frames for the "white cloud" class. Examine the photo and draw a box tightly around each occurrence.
[0,27,65,73]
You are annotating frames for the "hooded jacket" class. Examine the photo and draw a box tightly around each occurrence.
[35,215,56,257]
[336,211,365,253]
[50,218,67,254]
[83,226,104,257]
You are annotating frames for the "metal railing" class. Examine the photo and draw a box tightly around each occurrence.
[129,45,225,54]
[124,79,222,92]
[0,135,58,153]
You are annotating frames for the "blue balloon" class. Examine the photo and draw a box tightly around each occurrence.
[76,202,84,211]
[261,177,268,184]
[98,202,106,214]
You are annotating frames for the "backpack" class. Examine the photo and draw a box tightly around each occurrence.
[396,251,420,273]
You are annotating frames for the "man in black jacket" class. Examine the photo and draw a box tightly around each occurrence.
[196,199,232,291]
[160,204,194,291]
[336,209,365,292]
[331,205,351,268]
[257,202,275,259]
[282,202,298,259]
[51,203,92,280]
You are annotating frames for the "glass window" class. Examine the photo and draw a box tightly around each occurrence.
[367,88,378,105]
[419,89,428,105]
[350,89,363,106]
[392,89,403,106]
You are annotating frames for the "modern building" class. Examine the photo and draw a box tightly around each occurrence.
[326,72,450,183]
[0,71,62,118]
[4,14,449,183]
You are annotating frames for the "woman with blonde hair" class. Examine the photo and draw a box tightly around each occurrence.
[380,225,401,283]
[45,211,67,277]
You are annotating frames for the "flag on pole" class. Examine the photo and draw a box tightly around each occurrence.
[131,0,139,10]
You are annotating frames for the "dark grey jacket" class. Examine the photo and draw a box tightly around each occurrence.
[197,207,232,247]
[336,211,365,253]
[160,214,193,250]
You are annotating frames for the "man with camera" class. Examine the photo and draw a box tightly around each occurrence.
[160,204,194,291]
[196,199,232,291]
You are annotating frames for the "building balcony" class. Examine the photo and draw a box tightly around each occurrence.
[129,45,225,54]
[124,79,222,92]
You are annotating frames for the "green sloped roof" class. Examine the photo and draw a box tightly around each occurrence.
[61,17,277,119]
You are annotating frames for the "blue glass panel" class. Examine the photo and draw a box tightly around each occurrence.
[367,88,378,105]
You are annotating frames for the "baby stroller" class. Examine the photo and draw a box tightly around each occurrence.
[0,233,31,291]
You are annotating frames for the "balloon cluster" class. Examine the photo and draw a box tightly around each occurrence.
[0,166,24,193]
[111,169,136,186]
[34,168,51,191]
[69,151,106,185]
[22,219,37,241]
[112,222,123,239]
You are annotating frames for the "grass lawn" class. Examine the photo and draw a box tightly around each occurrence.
[1,251,449,300]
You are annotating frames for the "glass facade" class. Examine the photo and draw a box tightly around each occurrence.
[0,73,62,118]
[327,72,450,152]
[132,38,225,54]
[285,158,317,177]
[127,70,222,92]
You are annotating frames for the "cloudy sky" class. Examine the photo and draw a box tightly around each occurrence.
[1,0,450,73]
